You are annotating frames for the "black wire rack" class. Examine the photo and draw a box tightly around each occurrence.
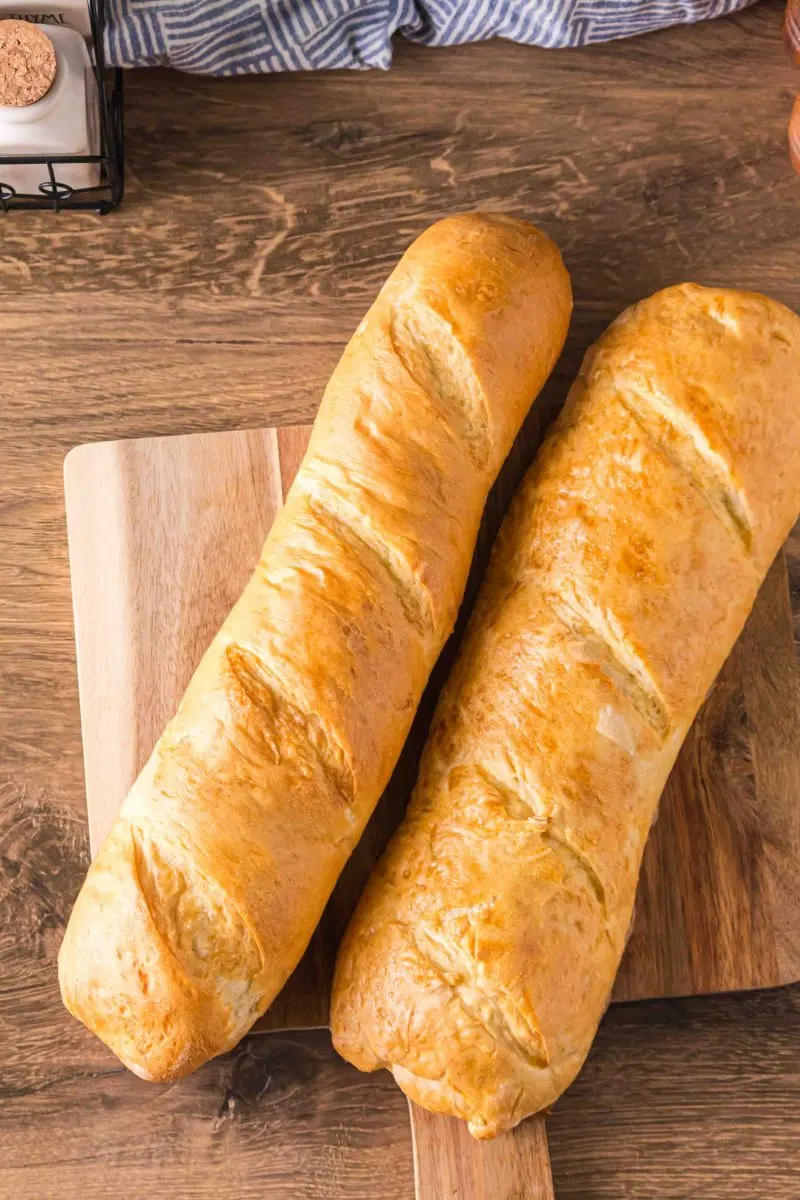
[0,0,123,214]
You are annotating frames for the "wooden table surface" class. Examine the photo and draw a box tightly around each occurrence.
[1,3,799,1197]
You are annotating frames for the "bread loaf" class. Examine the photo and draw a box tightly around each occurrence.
[58,213,572,1080]
[330,283,800,1138]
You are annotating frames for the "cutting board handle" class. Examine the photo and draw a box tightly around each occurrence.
[409,1101,555,1200]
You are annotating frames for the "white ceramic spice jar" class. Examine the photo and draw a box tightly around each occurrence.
[0,16,99,195]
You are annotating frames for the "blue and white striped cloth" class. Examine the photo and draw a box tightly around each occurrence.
[105,0,757,76]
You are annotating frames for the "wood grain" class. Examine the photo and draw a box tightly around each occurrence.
[64,417,800,1200]
[614,553,800,1000]
[65,423,800,1013]
[547,986,800,1200]
[63,429,283,856]
[0,1029,414,1200]
[2,3,800,1197]
[409,1103,554,1200]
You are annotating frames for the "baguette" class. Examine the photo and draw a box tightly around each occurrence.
[58,213,572,1081]
[330,283,800,1138]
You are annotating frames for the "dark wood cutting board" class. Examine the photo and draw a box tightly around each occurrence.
[64,420,800,1200]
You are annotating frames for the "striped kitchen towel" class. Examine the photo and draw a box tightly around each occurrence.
[105,0,758,75]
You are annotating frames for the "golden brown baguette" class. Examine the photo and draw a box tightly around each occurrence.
[58,213,572,1081]
[330,283,800,1138]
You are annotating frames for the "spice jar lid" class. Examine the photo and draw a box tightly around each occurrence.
[0,19,57,108]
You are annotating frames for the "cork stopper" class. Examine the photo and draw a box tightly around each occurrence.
[0,19,57,107]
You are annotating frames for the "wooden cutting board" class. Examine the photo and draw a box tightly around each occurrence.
[64,421,800,1200]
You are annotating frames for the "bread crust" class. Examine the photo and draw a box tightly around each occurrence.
[330,284,800,1138]
[58,213,572,1080]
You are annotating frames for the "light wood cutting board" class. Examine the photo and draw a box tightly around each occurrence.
[64,421,800,1200]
